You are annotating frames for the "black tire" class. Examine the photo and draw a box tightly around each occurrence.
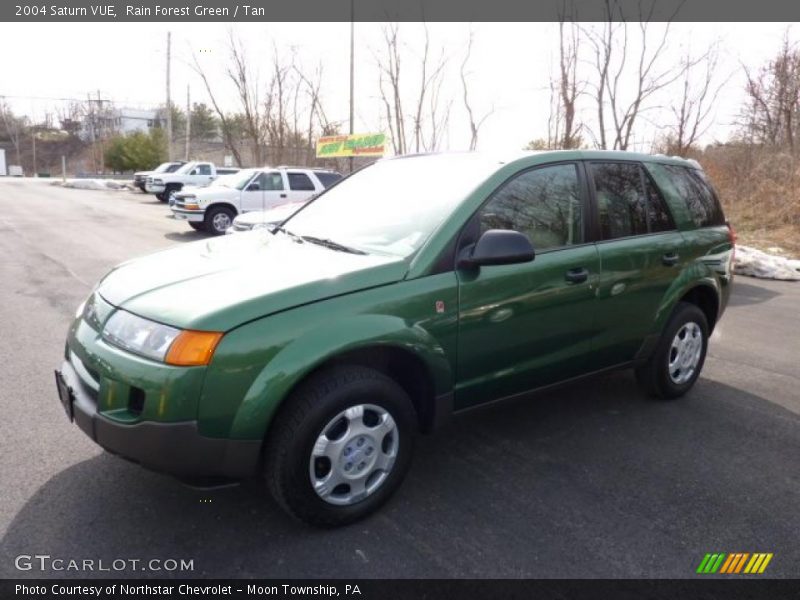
[204,206,235,235]
[158,183,180,203]
[635,302,709,400]
[264,365,417,527]
[188,222,204,231]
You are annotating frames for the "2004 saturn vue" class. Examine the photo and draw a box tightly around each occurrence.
[56,151,734,526]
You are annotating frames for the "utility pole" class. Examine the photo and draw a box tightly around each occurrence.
[87,93,97,173]
[31,129,36,176]
[166,31,173,161]
[96,90,105,174]
[348,0,355,173]
[185,84,191,161]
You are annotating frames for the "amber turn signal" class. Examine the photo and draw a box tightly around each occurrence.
[165,330,224,366]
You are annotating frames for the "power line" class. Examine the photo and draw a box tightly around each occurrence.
[0,93,165,109]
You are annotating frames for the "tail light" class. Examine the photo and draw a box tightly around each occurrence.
[727,220,736,265]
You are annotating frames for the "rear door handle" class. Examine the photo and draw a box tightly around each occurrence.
[565,267,589,284]
[662,252,679,266]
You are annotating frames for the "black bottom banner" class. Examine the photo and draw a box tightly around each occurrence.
[3,579,800,600]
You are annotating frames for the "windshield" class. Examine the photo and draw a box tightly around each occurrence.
[225,169,259,190]
[174,162,197,174]
[153,162,175,173]
[281,154,501,257]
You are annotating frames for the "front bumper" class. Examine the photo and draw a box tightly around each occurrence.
[57,336,260,479]
[171,208,205,223]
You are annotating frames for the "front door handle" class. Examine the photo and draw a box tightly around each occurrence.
[280,193,287,198]
[565,267,589,284]
[662,252,679,266]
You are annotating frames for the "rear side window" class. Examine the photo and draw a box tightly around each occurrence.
[590,162,674,240]
[315,172,342,188]
[288,172,316,191]
[479,163,583,250]
[662,166,725,228]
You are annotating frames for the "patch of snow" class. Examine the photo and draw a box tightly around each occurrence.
[734,245,800,281]
[56,179,133,191]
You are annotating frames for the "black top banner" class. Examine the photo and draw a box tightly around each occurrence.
[4,0,800,22]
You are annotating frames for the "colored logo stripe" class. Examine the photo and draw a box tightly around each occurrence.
[697,553,773,574]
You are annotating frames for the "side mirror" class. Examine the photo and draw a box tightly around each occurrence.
[459,229,535,268]
[247,183,261,191]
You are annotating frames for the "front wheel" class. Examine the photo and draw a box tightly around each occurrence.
[635,302,709,400]
[264,365,417,527]
[188,222,204,231]
[204,206,235,235]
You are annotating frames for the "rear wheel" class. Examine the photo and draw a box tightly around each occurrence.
[635,302,709,399]
[204,206,235,235]
[264,365,416,527]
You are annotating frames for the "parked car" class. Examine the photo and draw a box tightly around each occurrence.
[171,166,341,235]
[226,201,308,234]
[56,151,734,527]
[133,161,186,192]
[145,161,240,202]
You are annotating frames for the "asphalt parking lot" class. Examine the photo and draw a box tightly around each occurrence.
[0,178,798,579]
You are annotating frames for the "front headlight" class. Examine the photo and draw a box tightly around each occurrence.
[82,292,103,330]
[102,310,223,366]
[102,310,180,362]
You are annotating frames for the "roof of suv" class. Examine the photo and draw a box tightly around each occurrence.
[385,149,702,171]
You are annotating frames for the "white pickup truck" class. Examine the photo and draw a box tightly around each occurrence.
[145,161,240,202]
[133,161,186,192]
[170,166,342,234]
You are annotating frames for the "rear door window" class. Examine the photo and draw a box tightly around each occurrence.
[288,172,316,191]
[589,162,675,239]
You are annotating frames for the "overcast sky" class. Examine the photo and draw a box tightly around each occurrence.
[0,22,793,153]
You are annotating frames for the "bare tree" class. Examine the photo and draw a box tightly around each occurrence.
[461,28,494,150]
[192,32,332,167]
[666,44,727,154]
[375,24,452,155]
[553,5,584,149]
[377,24,407,155]
[191,49,245,166]
[741,33,800,152]
[0,99,25,165]
[583,0,689,151]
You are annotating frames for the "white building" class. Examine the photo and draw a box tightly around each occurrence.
[81,107,163,140]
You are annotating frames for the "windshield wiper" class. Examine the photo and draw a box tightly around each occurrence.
[273,226,303,242]
[301,235,367,255]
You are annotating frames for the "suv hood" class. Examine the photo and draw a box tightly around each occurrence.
[97,232,407,331]
[176,185,237,200]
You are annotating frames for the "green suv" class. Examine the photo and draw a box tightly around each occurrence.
[56,151,734,526]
